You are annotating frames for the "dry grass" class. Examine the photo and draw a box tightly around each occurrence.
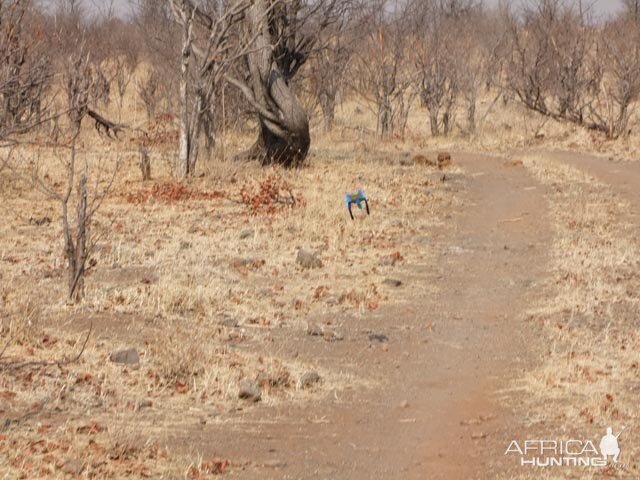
[503,154,640,478]
[0,127,454,477]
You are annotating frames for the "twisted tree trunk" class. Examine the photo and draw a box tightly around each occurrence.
[246,74,310,167]
[230,0,310,168]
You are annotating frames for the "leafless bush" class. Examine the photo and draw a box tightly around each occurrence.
[506,1,599,129]
[411,0,475,137]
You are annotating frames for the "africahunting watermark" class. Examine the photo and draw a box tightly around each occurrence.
[505,427,627,467]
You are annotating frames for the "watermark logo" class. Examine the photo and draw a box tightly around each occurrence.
[505,427,627,467]
[600,426,624,463]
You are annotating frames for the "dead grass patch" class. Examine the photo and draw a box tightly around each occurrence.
[0,141,451,476]
[509,155,640,477]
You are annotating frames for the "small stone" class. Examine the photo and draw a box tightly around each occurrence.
[109,348,140,365]
[263,459,286,468]
[382,278,402,287]
[62,457,85,476]
[307,324,323,336]
[136,399,153,411]
[324,295,339,306]
[400,400,409,409]
[238,379,261,402]
[471,432,487,440]
[298,371,321,389]
[296,249,323,269]
[239,229,254,239]
[379,257,397,267]
[368,333,389,343]
[221,317,239,328]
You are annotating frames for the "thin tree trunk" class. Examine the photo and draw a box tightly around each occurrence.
[322,95,336,132]
[187,94,203,174]
[178,18,192,178]
[467,96,476,134]
[70,162,88,303]
[429,109,439,136]
[139,144,151,181]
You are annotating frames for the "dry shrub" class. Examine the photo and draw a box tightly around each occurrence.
[186,456,230,478]
[516,155,640,455]
[239,173,304,215]
[146,331,208,390]
[0,300,42,359]
[338,284,382,312]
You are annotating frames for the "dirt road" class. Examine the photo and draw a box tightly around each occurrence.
[171,153,555,479]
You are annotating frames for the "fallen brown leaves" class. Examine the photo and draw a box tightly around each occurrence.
[124,182,225,204]
[188,457,230,478]
[239,174,304,215]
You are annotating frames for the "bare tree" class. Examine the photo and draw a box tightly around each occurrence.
[591,18,640,138]
[137,68,161,122]
[412,0,466,137]
[168,0,250,177]
[504,0,640,139]
[504,1,606,135]
[226,0,345,166]
[453,4,496,134]
[133,0,180,115]
[34,48,121,303]
[111,52,139,120]
[354,0,415,140]
[0,0,52,146]
[306,5,361,132]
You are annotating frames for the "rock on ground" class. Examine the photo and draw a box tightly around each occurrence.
[238,379,262,402]
[307,324,323,336]
[298,371,321,389]
[62,458,85,476]
[109,348,140,365]
[296,249,323,269]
